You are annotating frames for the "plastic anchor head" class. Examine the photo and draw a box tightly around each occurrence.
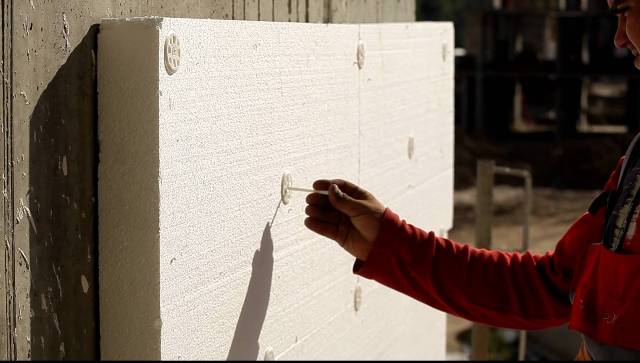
[281,173,293,205]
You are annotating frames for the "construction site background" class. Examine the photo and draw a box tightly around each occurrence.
[416,0,634,359]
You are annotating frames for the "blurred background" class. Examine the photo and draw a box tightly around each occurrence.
[416,0,636,360]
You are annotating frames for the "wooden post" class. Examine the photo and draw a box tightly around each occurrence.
[519,171,533,361]
[471,159,494,361]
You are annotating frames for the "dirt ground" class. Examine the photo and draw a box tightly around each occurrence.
[445,186,601,360]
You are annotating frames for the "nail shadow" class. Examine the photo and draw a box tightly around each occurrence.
[226,223,274,361]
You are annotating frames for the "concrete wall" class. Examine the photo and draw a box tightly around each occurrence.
[98,18,452,360]
[4,1,415,359]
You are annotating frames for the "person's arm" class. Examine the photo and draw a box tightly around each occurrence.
[354,153,623,329]
[305,158,623,330]
[353,206,601,330]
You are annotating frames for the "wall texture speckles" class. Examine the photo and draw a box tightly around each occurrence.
[98,18,452,360]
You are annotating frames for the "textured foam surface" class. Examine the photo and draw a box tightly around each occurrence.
[98,18,453,360]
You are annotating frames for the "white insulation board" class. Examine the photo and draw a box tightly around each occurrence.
[98,18,454,360]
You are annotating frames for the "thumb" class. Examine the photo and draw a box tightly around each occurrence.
[328,184,364,217]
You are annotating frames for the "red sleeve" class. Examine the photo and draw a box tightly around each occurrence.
[353,157,624,330]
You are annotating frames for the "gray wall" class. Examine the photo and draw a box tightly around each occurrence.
[2,0,415,360]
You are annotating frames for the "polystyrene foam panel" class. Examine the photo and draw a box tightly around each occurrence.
[359,23,454,231]
[98,18,453,360]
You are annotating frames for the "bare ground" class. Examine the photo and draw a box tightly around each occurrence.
[445,186,600,360]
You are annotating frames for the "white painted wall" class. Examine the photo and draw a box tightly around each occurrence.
[98,18,453,360]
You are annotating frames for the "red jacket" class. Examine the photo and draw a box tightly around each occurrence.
[353,157,640,352]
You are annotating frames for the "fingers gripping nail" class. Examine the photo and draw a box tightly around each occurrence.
[331,184,344,199]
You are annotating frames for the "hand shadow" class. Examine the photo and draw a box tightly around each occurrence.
[226,223,274,361]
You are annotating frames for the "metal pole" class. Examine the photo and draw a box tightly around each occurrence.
[471,160,494,361]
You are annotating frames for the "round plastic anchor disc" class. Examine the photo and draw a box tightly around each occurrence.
[357,40,365,70]
[407,135,415,160]
[164,33,181,75]
[281,173,293,205]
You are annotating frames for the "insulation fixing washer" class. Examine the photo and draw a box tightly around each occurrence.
[357,40,365,70]
[354,285,363,312]
[442,42,448,62]
[281,173,329,205]
[407,136,415,160]
[264,347,275,361]
[164,33,181,75]
[281,173,293,205]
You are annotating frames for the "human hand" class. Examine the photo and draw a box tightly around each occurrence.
[304,179,385,261]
